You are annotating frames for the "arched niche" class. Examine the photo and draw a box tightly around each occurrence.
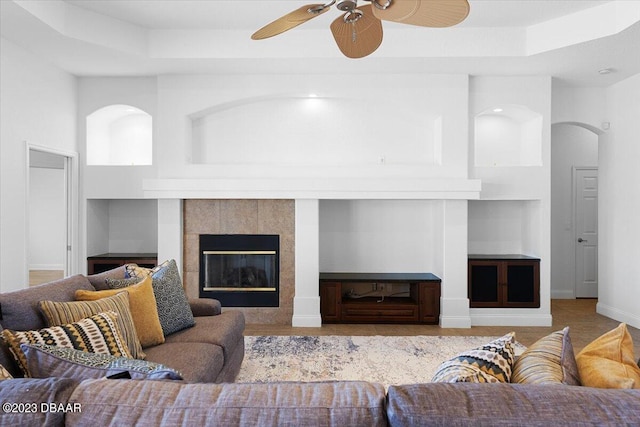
[189,95,443,166]
[474,105,543,167]
[86,104,152,165]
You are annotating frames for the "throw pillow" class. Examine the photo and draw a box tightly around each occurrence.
[0,364,13,380]
[39,292,145,360]
[115,260,195,336]
[576,323,640,389]
[125,260,168,279]
[1,311,131,376]
[21,343,183,381]
[75,276,165,348]
[431,332,517,383]
[148,259,195,336]
[512,327,581,385]
[105,277,139,289]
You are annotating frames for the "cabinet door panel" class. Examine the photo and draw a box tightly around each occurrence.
[469,263,500,306]
[320,282,341,322]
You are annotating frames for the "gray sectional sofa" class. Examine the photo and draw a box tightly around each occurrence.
[2,271,640,426]
[2,376,639,426]
[0,267,245,383]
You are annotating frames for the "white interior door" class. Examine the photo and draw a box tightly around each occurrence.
[574,167,598,298]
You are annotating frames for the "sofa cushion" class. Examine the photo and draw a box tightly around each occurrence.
[0,274,94,332]
[0,377,79,427]
[143,342,224,383]
[576,323,640,389]
[119,260,195,336]
[512,326,581,385]
[87,265,127,290]
[431,332,516,383]
[21,343,183,381]
[39,292,145,360]
[1,311,131,376]
[75,276,165,348]
[66,379,388,426]
[163,311,245,361]
[387,383,640,426]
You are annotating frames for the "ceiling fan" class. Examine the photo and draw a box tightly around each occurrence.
[251,0,470,59]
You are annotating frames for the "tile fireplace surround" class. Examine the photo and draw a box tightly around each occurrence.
[183,199,295,324]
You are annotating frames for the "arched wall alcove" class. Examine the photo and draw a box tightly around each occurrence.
[474,105,543,167]
[86,104,152,165]
[550,121,600,300]
[189,94,443,166]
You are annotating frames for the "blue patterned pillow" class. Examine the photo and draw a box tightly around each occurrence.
[150,260,195,336]
[21,343,183,381]
[431,333,517,383]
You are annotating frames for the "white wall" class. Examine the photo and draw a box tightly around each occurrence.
[0,37,77,291]
[319,200,444,277]
[597,73,640,328]
[28,167,66,269]
[85,199,158,256]
[550,124,598,298]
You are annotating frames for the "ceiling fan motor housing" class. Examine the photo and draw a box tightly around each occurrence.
[336,0,358,11]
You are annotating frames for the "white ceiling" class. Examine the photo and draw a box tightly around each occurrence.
[63,0,608,30]
[1,0,639,86]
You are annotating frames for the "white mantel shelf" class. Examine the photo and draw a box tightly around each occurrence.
[143,178,482,200]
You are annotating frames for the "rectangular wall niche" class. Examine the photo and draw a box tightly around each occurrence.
[199,234,279,307]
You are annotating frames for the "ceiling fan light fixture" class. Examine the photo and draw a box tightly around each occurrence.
[336,0,358,11]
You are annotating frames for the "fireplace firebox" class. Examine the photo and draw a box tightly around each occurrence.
[199,234,279,307]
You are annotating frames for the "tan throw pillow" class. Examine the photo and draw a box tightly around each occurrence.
[75,276,165,348]
[512,327,581,385]
[39,292,145,360]
[1,311,131,376]
[576,323,640,389]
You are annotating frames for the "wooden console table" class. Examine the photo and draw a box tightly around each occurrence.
[319,273,441,325]
[87,253,158,275]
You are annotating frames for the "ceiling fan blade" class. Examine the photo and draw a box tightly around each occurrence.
[330,5,383,59]
[371,0,470,28]
[251,4,330,40]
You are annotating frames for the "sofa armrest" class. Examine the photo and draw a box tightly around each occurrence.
[189,298,221,316]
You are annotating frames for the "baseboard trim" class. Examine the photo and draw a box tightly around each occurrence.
[292,315,322,328]
[596,302,640,329]
[29,264,64,271]
[470,312,553,327]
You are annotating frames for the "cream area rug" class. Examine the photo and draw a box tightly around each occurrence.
[236,335,526,386]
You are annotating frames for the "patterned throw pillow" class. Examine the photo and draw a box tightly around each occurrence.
[39,292,145,360]
[125,260,168,280]
[118,260,194,336]
[1,311,131,376]
[105,277,139,289]
[512,327,581,385]
[431,333,517,383]
[0,364,13,380]
[21,343,183,381]
[75,276,165,348]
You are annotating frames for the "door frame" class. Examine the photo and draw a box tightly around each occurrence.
[25,142,79,281]
[572,166,598,298]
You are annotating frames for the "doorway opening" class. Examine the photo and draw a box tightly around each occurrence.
[550,123,600,300]
[26,144,78,285]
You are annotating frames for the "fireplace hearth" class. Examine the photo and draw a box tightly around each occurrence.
[199,234,279,307]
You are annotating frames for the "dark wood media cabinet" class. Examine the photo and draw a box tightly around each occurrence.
[87,253,158,275]
[468,254,540,308]
[319,273,441,325]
